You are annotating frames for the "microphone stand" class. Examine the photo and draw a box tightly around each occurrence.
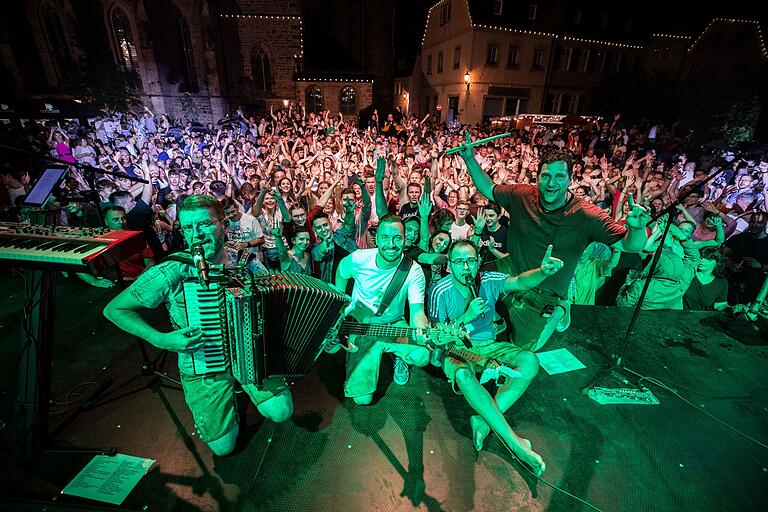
[580,168,725,395]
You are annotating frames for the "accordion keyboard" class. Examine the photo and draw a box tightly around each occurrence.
[183,281,228,375]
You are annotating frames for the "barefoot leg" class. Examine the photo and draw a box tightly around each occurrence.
[454,368,546,475]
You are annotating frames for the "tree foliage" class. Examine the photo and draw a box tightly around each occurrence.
[74,57,141,112]
[586,69,764,145]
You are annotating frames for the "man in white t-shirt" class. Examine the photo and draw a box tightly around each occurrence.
[449,200,473,241]
[334,214,431,405]
[220,197,266,272]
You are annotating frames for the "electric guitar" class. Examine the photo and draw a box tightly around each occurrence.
[325,305,520,384]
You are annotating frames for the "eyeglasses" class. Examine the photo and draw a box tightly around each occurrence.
[449,258,478,267]
[180,219,223,234]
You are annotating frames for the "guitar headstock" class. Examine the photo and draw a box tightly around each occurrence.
[428,321,469,346]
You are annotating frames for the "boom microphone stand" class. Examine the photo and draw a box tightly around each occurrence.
[580,169,725,395]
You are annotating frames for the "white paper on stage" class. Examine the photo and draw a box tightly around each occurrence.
[536,348,587,375]
[61,453,155,505]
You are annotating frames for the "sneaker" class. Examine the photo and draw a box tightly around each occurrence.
[429,348,444,367]
[393,356,410,385]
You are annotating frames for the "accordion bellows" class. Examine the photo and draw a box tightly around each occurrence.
[183,272,351,385]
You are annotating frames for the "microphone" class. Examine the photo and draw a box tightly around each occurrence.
[191,243,211,289]
[465,272,485,319]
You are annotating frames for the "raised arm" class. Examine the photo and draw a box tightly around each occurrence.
[374,157,390,218]
[693,216,725,249]
[417,193,432,251]
[456,142,495,201]
[251,187,268,217]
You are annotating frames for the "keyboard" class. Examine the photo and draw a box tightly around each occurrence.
[0,222,146,274]
[183,281,228,375]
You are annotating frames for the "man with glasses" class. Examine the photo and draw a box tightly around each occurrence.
[104,195,294,456]
[427,240,562,476]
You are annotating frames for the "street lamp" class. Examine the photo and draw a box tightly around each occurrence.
[464,70,471,92]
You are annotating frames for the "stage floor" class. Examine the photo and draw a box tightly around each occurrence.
[0,270,767,512]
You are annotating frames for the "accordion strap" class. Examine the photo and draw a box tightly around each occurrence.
[375,255,414,317]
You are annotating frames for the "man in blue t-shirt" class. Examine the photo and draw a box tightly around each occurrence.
[427,240,562,476]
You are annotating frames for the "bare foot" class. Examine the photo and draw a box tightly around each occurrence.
[507,436,546,476]
[470,415,491,451]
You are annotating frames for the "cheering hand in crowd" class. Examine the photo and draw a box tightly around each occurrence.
[473,207,486,233]
[418,193,433,219]
[624,195,650,231]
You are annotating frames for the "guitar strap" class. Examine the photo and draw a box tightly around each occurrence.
[375,255,414,317]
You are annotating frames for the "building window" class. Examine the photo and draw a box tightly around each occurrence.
[178,17,199,93]
[398,58,405,70]
[651,48,660,60]
[440,1,452,26]
[626,54,637,71]
[574,9,582,25]
[453,46,461,69]
[663,47,672,61]
[437,51,443,73]
[504,97,529,116]
[251,49,272,93]
[548,93,562,114]
[340,87,356,115]
[579,49,590,72]
[426,55,432,75]
[507,45,519,67]
[486,43,499,65]
[567,95,580,113]
[532,48,545,69]
[305,86,323,113]
[111,7,138,71]
[493,0,503,16]
[558,47,572,71]
[528,4,537,21]
[40,4,73,83]
[395,83,402,96]
[601,13,609,28]
[613,53,623,72]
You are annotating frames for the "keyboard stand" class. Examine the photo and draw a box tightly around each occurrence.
[16,269,115,460]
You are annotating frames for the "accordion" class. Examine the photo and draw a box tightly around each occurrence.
[183,271,350,385]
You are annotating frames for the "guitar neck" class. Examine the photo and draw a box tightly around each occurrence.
[339,321,437,339]
[444,345,497,369]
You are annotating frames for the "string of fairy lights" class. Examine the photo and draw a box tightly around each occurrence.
[687,18,767,59]
[219,14,304,58]
[218,13,374,86]
[419,0,766,62]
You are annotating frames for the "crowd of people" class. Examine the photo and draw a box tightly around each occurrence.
[3,103,768,472]
[2,106,766,310]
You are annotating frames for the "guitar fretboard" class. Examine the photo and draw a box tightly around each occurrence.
[339,322,439,339]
